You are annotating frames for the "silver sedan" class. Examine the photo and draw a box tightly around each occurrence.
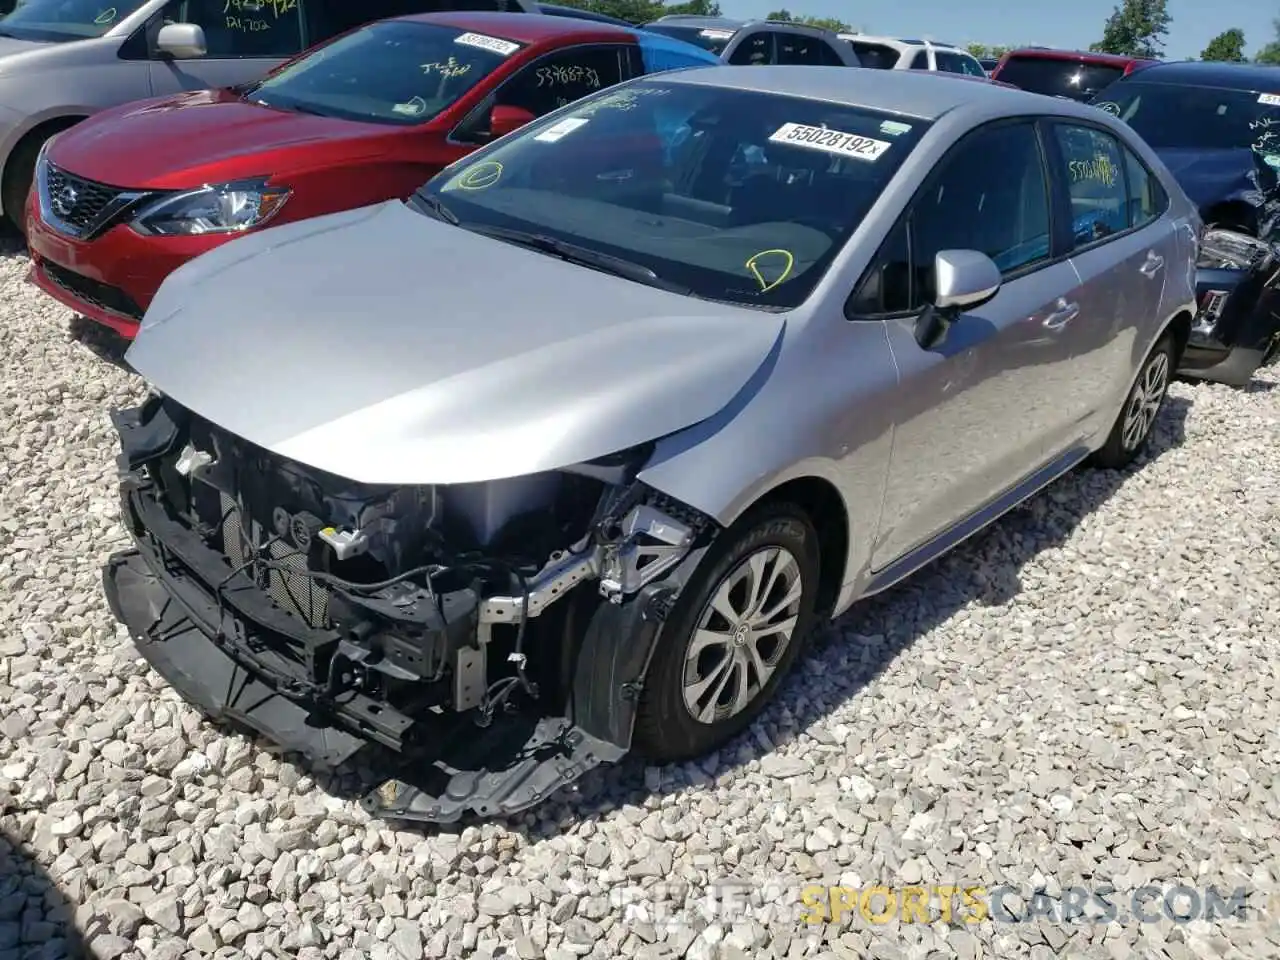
[104,64,1200,822]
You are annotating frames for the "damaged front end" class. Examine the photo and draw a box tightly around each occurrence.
[1183,227,1280,385]
[102,392,717,822]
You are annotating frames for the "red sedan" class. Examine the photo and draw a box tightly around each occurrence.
[25,11,717,338]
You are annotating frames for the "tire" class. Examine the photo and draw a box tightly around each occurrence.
[632,501,820,764]
[1091,333,1174,470]
[2,134,45,237]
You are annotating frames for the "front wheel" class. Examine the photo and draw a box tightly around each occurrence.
[2,134,45,237]
[632,502,820,764]
[1091,333,1173,469]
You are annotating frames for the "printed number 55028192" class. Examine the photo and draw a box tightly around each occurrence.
[768,123,892,162]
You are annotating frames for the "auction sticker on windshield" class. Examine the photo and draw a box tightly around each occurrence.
[535,117,589,142]
[769,123,891,161]
[455,32,520,56]
[1260,93,1280,106]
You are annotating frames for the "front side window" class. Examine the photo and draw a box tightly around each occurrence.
[996,56,1124,101]
[907,50,928,70]
[163,0,305,57]
[491,45,625,116]
[847,41,900,69]
[1053,124,1129,245]
[246,21,519,124]
[1095,80,1280,165]
[727,31,771,65]
[419,80,932,309]
[0,0,149,42]
[852,121,1050,315]
[956,53,986,77]
[933,50,966,74]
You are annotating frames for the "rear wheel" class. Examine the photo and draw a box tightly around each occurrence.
[1091,333,1173,469]
[633,502,820,764]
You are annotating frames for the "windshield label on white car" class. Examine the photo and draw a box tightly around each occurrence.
[700,29,735,38]
[879,120,913,136]
[454,32,520,56]
[535,117,590,142]
[768,123,891,161]
[1260,93,1280,106]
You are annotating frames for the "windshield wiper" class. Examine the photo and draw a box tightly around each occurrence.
[410,193,460,225]
[252,97,332,118]
[467,226,691,295]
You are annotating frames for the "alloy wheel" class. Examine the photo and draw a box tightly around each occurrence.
[681,546,804,725]
[1121,350,1170,451]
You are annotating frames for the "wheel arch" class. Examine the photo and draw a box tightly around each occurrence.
[1,114,88,218]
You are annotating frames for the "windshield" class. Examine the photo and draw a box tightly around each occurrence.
[847,41,901,69]
[416,79,931,309]
[1095,81,1280,163]
[247,21,520,125]
[996,55,1125,101]
[0,0,148,42]
[643,23,734,55]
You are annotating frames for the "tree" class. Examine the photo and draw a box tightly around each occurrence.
[966,43,989,58]
[1090,0,1171,58]
[1200,28,1246,61]
[1257,17,1280,64]
[765,9,852,32]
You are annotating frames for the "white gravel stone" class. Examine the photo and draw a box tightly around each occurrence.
[3,244,1280,960]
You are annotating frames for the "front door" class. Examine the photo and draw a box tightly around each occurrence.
[851,120,1084,568]
[1046,120,1176,437]
[146,0,305,95]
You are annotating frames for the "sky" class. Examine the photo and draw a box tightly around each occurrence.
[720,0,1277,60]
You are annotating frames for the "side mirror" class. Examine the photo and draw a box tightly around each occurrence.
[915,249,1001,349]
[156,23,207,60]
[489,104,536,140]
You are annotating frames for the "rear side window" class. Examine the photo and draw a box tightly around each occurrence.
[774,33,842,65]
[996,56,1125,101]
[848,41,900,69]
[1053,124,1129,244]
[727,31,771,64]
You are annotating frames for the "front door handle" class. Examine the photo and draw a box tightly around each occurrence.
[1140,251,1164,278]
[1043,299,1080,330]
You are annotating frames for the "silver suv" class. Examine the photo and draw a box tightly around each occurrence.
[0,0,537,231]
[642,15,861,68]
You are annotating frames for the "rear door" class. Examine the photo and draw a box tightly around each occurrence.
[849,119,1083,568]
[1046,120,1175,433]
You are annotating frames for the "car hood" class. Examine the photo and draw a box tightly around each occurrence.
[49,89,387,189]
[127,200,785,485]
[1154,146,1280,239]
[0,35,49,60]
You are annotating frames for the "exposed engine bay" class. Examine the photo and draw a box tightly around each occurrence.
[103,392,718,822]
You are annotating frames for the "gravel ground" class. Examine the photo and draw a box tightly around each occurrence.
[2,242,1280,960]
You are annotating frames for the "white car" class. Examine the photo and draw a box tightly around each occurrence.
[839,34,986,76]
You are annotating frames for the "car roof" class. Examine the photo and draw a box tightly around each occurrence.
[1118,59,1280,92]
[1002,47,1151,66]
[407,10,637,43]
[840,33,966,53]
[654,64,1046,120]
[646,15,746,29]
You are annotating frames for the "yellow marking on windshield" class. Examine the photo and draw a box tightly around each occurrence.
[422,57,472,79]
[746,249,794,293]
[454,161,503,191]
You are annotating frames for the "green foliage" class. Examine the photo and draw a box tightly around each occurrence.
[1199,28,1246,62]
[1090,0,1171,58]
[1257,18,1280,64]
[765,9,852,32]
[965,43,1012,60]
[550,0,721,25]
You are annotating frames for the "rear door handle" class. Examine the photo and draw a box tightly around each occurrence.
[1140,251,1164,278]
[1043,300,1080,330]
